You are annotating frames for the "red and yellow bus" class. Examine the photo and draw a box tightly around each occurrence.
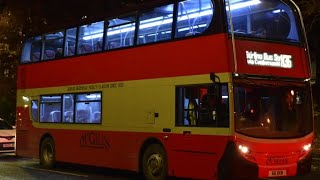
[17,0,313,179]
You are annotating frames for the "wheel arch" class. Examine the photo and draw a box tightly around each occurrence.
[138,137,167,173]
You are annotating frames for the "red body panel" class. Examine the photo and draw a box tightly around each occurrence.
[168,134,229,179]
[236,134,313,178]
[16,107,230,180]
[17,34,230,89]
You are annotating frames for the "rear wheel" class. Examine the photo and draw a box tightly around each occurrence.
[142,144,168,180]
[40,137,56,168]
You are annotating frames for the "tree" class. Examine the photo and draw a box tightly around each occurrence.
[0,7,25,124]
[0,0,5,12]
[295,0,320,136]
[295,0,320,80]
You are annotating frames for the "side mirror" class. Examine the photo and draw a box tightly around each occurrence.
[208,84,221,104]
[209,72,221,103]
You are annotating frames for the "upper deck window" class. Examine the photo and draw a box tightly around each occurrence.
[20,0,215,64]
[175,0,214,38]
[226,0,301,43]
[21,36,42,63]
[78,21,104,55]
[43,31,64,60]
[138,4,174,45]
[65,28,77,57]
[106,16,136,50]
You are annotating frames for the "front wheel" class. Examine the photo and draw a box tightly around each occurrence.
[142,144,168,180]
[40,137,56,168]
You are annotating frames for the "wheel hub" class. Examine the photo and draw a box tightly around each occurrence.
[44,143,53,162]
[147,153,163,176]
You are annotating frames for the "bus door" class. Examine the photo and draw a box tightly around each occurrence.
[169,84,230,179]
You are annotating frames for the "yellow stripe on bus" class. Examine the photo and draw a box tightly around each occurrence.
[17,73,233,136]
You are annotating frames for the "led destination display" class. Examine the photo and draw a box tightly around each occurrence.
[246,51,293,68]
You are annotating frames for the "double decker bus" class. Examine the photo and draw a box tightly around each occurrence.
[17,0,313,179]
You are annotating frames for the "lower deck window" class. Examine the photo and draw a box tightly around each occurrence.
[40,95,62,123]
[38,92,102,124]
[75,93,102,124]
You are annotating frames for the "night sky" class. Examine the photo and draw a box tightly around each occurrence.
[4,0,137,32]
[8,0,113,23]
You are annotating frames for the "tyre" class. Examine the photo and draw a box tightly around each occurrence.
[142,144,168,180]
[40,137,56,168]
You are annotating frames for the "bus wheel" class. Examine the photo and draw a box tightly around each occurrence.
[142,144,168,180]
[40,138,56,168]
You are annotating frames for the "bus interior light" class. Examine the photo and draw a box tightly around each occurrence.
[178,24,207,32]
[228,0,261,11]
[86,94,101,99]
[140,19,173,29]
[83,33,103,40]
[272,9,285,14]
[141,16,165,24]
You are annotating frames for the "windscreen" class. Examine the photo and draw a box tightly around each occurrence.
[226,0,302,43]
[234,80,312,138]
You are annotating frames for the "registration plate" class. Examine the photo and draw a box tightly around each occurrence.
[2,143,14,148]
[268,170,287,177]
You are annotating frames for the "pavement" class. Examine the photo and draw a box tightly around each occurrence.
[311,135,320,172]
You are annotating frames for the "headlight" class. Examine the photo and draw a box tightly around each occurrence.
[237,143,256,163]
[303,143,311,152]
[299,143,312,160]
[238,144,250,154]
